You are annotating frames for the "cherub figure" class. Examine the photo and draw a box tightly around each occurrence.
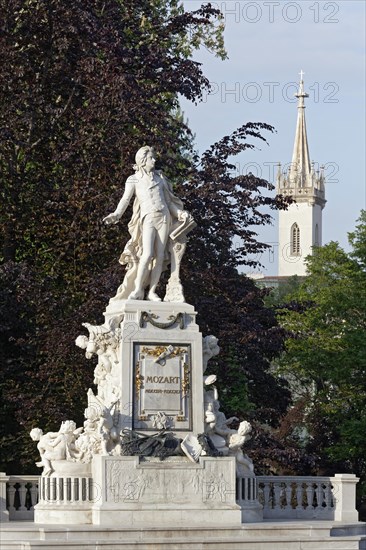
[204,387,253,473]
[30,420,82,476]
[227,421,254,475]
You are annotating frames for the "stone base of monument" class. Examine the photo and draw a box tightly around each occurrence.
[2,521,366,550]
[91,455,242,526]
[33,456,249,526]
[32,296,265,528]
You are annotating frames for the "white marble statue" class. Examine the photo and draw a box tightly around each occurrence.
[204,387,254,474]
[76,321,121,407]
[152,411,171,430]
[30,421,82,476]
[227,421,254,475]
[79,391,120,457]
[202,335,220,385]
[103,146,195,302]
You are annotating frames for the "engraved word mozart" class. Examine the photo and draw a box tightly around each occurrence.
[146,376,180,384]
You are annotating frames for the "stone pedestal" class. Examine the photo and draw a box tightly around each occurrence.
[91,455,241,526]
[333,474,359,522]
[34,462,92,525]
[104,300,204,437]
[32,299,254,527]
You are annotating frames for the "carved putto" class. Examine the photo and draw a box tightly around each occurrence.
[204,386,254,476]
[30,421,83,476]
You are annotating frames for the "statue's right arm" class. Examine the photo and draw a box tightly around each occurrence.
[103,177,135,225]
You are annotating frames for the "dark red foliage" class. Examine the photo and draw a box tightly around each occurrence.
[0,0,294,473]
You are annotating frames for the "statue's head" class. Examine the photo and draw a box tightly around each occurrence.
[75,335,88,349]
[60,420,76,433]
[30,427,43,441]
[207,335,220,354]
[133,146,155,172]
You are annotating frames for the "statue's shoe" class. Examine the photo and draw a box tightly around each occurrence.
[147,291,161,302]
[128,289,144,300]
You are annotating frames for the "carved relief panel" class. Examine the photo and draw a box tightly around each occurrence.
[133,343,191,431]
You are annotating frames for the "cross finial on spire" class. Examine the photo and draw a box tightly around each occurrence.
[296,70,309,102]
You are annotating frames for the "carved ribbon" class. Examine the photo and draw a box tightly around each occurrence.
[139,311,184,330]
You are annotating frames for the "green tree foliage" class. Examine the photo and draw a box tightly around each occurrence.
[263,275,303,308]
[0,0,291,472]
[276,211,366,487]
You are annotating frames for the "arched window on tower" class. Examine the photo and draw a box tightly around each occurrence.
[291,223,300,256]
[315,224,319,246]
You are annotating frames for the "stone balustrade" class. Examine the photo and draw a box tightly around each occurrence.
[1,473,39,521]
[254,474,359,522]
[1,472,359,523]
[39,475,93,505]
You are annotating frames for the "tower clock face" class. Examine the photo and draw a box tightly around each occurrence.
[133,343,192,431]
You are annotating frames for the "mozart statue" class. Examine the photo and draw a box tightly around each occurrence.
[103,146,195,302]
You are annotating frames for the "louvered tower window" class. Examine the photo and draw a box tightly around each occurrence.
[291,223,300,256]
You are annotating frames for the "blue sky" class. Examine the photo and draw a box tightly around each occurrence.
[181,0,366,274]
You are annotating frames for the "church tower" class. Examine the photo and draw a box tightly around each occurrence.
[277,73,326,276]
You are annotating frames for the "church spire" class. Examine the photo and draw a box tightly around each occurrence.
[289,70,311,187]
[277,71,326,278]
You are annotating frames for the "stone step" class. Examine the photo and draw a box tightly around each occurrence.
[1,522,365,542]
[0,535,364,550]
[1,524,365,549]
[1,523,366,550]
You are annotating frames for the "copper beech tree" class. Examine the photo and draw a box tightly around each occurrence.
[0,0,293,473]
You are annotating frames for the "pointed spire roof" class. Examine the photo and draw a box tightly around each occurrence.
[289,70,311,186]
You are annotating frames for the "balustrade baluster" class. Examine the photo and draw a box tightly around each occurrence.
[305,482,313,513]
[50,478,56,501]
[248,478,253,501]
[238,478,244,501]
[244,478,249,501]
[263,482,271,510]
[55,477,61,504]
[63,478,68,503]
[30,481,38,509]
[7,484,16,514]
[257,482,264,506]
[88,477,93,502]
[70,478,76,502]
[77,478,82,502]
[81,478,86,502]
[323,481,331,510]
[285,482,292,511]
[316,482,324,511]
[46,477,51,501]
[42,477,46,502]
[253,478,257,500]
[39,478,43,502]
[296,482,304,510]
[17,482,27,511]
[273,482,281,510]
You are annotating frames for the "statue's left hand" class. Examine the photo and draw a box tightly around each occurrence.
[227,416,239,424]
